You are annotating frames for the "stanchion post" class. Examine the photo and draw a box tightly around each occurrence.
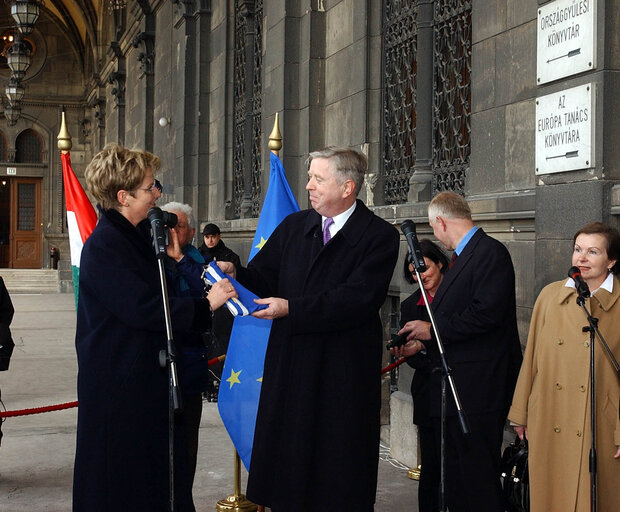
[407,428,422,481]
[408,465,422,480]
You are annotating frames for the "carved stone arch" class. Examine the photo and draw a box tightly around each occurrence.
[3,115,51,164]
[15,127,46,164]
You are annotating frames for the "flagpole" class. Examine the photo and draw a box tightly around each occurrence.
[216,114,283,512]
[248,114,283,512]
[251,114,284,512]
[56,112,71,299]
[215,449,257,512]
[268,112,282,156]
[57,111,72,154]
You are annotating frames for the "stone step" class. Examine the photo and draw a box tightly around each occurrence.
[0,269,60,293]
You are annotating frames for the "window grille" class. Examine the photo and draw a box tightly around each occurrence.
[15,129,42,163]
[17,182,35,230]
[232,0,262,218]
[383,0,417,205]
[432,0,471,195]
[251,0,263,218]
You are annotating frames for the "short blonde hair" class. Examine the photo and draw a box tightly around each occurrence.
[308,147,367,196]
[428,191,472,223]
[85,144,161,210]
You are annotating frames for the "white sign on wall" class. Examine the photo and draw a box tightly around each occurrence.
[6,167,16,175]
[537,0,596,84]
[536,83,594,175]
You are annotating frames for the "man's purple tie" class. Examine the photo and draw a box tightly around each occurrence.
[323,217,334,245]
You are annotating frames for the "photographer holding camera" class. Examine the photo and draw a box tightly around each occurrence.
[73,144,237,512]
[160,201,213,492]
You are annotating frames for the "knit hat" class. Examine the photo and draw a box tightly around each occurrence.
[202,223,221,236]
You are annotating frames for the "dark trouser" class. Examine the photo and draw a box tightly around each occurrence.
[183,392,204,487]
[418,423,441,512]
[428,412,505,512]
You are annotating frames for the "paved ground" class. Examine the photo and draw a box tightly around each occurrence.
[0,292,417,511]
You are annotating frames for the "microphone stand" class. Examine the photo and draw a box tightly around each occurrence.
[149,210,182,512]
[411,256,470,512]
[575,292,620,512]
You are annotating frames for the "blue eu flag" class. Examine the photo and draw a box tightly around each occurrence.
[218,152,300,470]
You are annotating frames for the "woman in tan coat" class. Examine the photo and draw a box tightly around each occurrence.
[509,222,620,512]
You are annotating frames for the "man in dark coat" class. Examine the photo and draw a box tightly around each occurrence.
[220,147,399,511]
[399,191,523,512]
[198,223,241,270]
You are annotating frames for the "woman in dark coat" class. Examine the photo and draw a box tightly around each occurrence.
[73,144,236,512]
[390,240,449,512]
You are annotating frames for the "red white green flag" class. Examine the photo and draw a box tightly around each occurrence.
[61,152,97,307]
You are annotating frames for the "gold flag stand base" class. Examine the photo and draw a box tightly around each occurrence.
[407,464,421,481]
[216,451,259,512]
[215,494,257,512]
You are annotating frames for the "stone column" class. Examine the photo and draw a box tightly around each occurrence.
[408,0,433,203]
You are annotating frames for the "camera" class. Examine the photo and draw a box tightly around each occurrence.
[161,210,178,229]
[386,330,408,350]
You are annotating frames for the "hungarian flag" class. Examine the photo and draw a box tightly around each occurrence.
[61,152,97,307]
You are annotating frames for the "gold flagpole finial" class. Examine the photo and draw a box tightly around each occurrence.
[268,112,282,156]
[57,111,72,154]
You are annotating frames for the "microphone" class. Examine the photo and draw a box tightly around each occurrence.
[568,266,591,298]
[401,220,427,273]
[148,207,168,257]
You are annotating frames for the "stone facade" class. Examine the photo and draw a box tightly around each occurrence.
[1,0,619,469]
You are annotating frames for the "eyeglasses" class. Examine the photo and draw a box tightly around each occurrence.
[135,183,158,193]
[136,178,163,193]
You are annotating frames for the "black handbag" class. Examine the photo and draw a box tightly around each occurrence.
[500,434,529,512]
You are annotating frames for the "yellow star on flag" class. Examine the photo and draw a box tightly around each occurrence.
[256,377,263,382]
[255,236,267,251]
[226,368,242,389]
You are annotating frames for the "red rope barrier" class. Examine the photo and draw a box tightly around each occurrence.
[381,357,407,374]
[0,354,228,419]
[0,401,78,418]
[208,354,226,366]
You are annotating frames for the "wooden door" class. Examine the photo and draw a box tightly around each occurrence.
[9,177,41,268]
